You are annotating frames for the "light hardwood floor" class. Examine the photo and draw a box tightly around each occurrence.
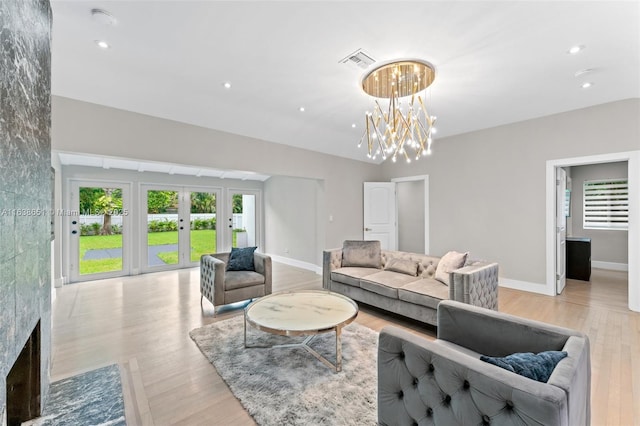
[50,265,638,426]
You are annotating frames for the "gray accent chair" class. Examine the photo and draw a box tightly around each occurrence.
[200,252,272,310]
[378,300,591,426]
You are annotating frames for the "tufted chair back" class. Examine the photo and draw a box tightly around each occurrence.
[378,301,590,426]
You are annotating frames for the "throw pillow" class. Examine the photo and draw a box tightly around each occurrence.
[434,250,468,285]
[226,246,257,271]
[384,258,419,276]
[480,351,568,383]
[342,240,381,268]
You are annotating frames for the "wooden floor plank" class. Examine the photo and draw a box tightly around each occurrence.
[51,264,638,425]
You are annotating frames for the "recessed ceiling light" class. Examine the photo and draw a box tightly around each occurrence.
[223,82,232,89]
[581,82,594,89]
[567,45,585,55]
[95,40,110,49]
[351,123,357,128]
[299,107,305,112]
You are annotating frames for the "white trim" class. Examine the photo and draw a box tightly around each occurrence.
[592,261,628,272]
[54,277,64,288]
[268,254,322,274]
[391,175,430,253]
[500,278,553,296]
[546,151,639,312]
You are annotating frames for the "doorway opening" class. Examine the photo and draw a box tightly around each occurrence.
[546,151,639,312]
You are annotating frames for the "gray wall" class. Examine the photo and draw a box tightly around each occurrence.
[264,176,322,266]
[51,96,383,255]
[397,180,425,253]
[381,99,639,285]
[569,161,628,265]
[0,0,52,417]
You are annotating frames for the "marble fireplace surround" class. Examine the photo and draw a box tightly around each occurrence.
[0,0,53,424]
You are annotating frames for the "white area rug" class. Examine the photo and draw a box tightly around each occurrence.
[189,315,378,425]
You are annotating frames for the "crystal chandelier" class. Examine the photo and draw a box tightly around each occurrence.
[358,59,437,163]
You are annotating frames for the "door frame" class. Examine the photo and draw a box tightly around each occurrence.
[66,178,132,282]
[546,151,639,312]
[391,175,430,254]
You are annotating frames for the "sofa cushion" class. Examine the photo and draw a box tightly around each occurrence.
[342,240,381,268]
[331,267,379,288]
[225,270,265,290]
[480,351,568,383]
[360,271,421,298]
[435,250,468,285]
[384,258,419,276]
[398,278,449,309]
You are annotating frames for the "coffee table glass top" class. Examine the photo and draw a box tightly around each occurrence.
[245,290,358,334]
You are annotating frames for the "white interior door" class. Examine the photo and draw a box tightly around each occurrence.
[364,182,397,250]
[556,168,567,294]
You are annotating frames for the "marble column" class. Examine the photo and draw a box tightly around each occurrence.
[0,0,52,421]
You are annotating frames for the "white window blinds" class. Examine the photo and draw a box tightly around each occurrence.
[583,179,629,230]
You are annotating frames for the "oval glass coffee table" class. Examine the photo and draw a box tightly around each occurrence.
[244,290,358,372]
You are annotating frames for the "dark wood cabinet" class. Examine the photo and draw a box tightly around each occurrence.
[566,237,591,281]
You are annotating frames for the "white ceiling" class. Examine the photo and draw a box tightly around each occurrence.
[50,1,640,164]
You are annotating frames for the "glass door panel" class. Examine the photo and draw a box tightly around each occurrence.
[189,191,218,262]
[229,191,258,249]
[145,189,179,268]
[70,181,130,282]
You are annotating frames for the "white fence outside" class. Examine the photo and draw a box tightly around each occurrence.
[79,213,245,229]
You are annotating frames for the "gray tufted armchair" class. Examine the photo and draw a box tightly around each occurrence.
[200,252,272,310]
[378,300,590,426]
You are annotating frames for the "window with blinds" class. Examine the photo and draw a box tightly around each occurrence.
[583,179,629,230]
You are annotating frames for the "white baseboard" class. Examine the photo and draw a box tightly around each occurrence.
[592,261,628,271]
[54,277,64,288]
[267,254,322,275]
[499,278,554,296]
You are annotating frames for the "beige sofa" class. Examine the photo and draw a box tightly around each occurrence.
[323,241,499,325]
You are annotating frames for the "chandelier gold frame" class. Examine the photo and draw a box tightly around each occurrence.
[358,59,437,163]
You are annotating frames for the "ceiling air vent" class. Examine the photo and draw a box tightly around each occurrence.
[339,48,376,69]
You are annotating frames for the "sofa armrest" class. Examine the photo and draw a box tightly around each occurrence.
[437,300,585,356]
[254,252,273,295]
[378,326,568,426]
[450,262,499,310]
[322,248,343,289]
[200,254,226,304]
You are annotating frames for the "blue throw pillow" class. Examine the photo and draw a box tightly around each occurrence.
[226,246,257,271]
[480,351,568,383]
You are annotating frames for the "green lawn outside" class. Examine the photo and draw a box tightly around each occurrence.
[79,230,220,275]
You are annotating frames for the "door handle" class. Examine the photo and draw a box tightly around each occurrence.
[364,227,372,231]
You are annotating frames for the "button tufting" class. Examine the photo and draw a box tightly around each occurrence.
[463,380,470,389]
[413,377,419,386]
[443,395,451,405]
[428,363,435,372]
[399,351,405,359]
[505,400,514,410]
[398,390,404,399]
[426,407,433,417]
[482,414,491,425]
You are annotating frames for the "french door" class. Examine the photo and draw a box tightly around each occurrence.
[69,180,131,282]
[142,185,221,272]
[227,189,260,250]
